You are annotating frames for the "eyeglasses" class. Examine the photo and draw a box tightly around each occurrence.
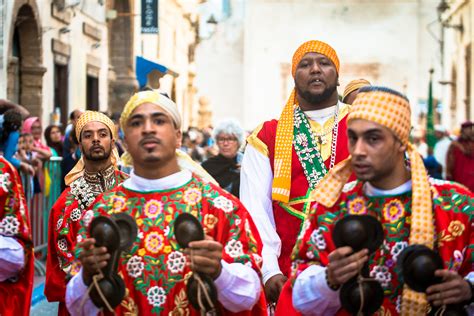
[216,137,238,143]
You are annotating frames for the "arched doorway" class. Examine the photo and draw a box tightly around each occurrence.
[7,2,45,116]
[107,0,137,114]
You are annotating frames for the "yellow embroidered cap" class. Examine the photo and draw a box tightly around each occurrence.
[342,79,371,101]
[291,40,340,77]
[75,111,117,141]
[120,90,181,131]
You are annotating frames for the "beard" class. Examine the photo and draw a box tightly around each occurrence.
[83,145,112,161]
[296,81,338,105]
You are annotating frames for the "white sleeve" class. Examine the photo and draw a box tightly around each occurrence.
[214,260,261,312]
[0,235,25,282]
[65,269,100,316]
[293,265,341,316]
[240,144,282,284]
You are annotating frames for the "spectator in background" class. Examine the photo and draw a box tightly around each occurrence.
[433,124,452,179]
[63,109,83,156]
[202,119,245,197]
[412,128,428,158]
[341,78,371,105]
[0,109,34,175]
[44,125,63,157]
[188,128,206,162]
[447,121,474,191]
[22,117,52,161]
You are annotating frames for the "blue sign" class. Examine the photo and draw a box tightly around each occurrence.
[141,0,158,34]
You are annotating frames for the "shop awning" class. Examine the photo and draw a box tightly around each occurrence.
[135,56,178,88]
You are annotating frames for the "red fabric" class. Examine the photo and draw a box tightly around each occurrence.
[448,140,474,191]
[256,114,351,277]
[45,170,127,315]
[0,157,34,316]
[277,180,473,315]
[79,175,267,315]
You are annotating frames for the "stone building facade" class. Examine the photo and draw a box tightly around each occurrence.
[195,0,447,130]
[0,0,202,129]
[440,0,473,129]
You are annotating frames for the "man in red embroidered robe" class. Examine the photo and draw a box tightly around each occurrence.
[240,40,352,303]
[0,156,34,316]
[277,86,473,315]
[45,111,128,315]
[65,90,267,315]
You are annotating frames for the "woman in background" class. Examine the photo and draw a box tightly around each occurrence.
[201,119,245,197]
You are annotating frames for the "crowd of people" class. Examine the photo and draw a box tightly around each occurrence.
[0,39,472,316]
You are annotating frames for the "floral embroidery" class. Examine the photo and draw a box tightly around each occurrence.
[213,196,234,213]
[58,238,68,252]
[147,286,166,307]
[112,196,126,212]
[310,228,326,250]
[370,265,391,288]
[183,188,202,206]
[127,255,145,278]
[82,210,94,227]
[56,218,64,231]
[70,208,81,222]
[204,214,218,230]
[390,241,408,262]
[383,199,405,223]
[0,216,20,236]
[348,197,367,215]
[144,200,163,219]
[451,250,463,271]
[447,220,465,237]
[144,232,164,253]
[0,173,11,192]
[225,239,244,258]
[167,251,186,273]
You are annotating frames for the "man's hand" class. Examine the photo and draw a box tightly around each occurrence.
[426,270,472,306]
[264,274,288,303]
[77,238,110,285]
[327,247,368,287]
[184,235,223,279]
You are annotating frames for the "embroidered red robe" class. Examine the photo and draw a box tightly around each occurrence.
[45,170,127,315]
[255,114,351,277]
[276,179,473,315]
[0,157,34,316]
[76,175,267,315]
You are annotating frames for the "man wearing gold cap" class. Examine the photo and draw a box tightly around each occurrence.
[341,78,371,105]
[45,111,128,315]
[277,86,473,315]
[240,40,352,303]
[65,91,267,315]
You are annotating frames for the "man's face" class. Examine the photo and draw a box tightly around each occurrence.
[348,119,405,183]
[461,125,474,140]
[294,52,338,104]
[79,121,114,162]
[123,102,181,166]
